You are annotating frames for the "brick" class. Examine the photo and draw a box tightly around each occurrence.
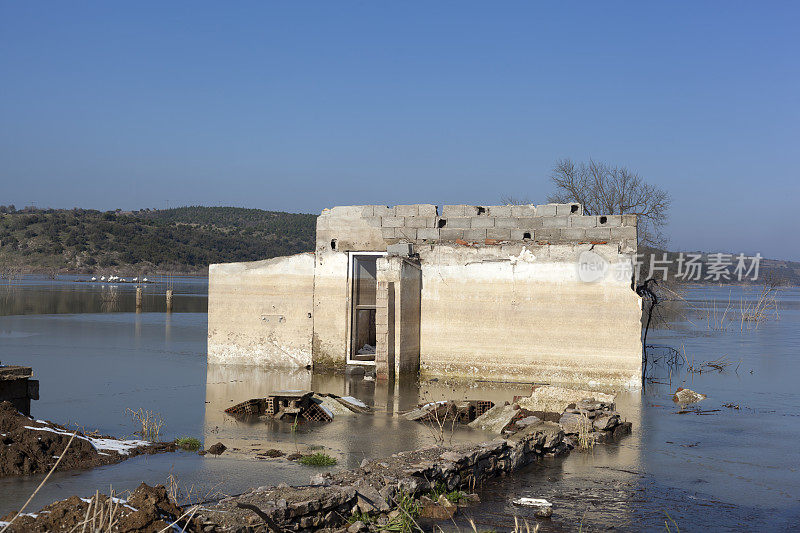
[511,205,537,217]
[395,205,419,217]
[560,228,587,241]
[361,206,374,217]
[597,215,622,227]
[556,203,582,216]
[405,216,435,228]
[488,205,512,217]
[517,218,543,230]
[442,217,471,229]
[486,228,512,240]
[511,229,533,241]
[418,204,438,217]
[570,216,597,228]
[542,216,570,228]
[373,205,394,216]
[470,217,495,228]
[394,227,417,240]
[439,228,465,241]
[463,228,487,241]
[622,214,637,226]
[381,217,404,228]
[536,204,558,216]
[610,226,637,240]
[365,216,382,227]
[381,227,396,239]
[441,205,466,217]
[586,227,612,240]
[535,229,559,242]
[416,228,440,240]
[494,217,519,229]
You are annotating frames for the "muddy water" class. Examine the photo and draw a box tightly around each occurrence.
[1,277,799,530]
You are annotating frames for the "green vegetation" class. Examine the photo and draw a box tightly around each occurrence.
[347,511,374,525]
[429,482,465,504]
[175,437,202,451]
[0,206,316,275]
[297,452,338,466]
[383,491,421,532]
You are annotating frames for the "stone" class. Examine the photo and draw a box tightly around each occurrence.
[207,442,227,456]
[673,388,706,405]
[535,506,553,518]
[558,412,585,435]
[592,413,620,431]
[348,521,366,533]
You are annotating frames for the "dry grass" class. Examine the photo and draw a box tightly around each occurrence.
[577,413,595,451]
[126,408,165,441]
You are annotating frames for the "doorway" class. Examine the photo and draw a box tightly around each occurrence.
[349,253,381,363]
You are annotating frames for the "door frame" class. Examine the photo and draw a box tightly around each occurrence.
[346,251,386,366]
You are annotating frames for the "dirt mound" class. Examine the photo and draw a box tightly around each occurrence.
[1,483,200,532]
[0,401,175,478]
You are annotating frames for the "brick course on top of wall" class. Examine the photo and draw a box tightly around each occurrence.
[353,204,636,247]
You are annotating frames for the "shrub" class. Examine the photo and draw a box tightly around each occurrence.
[297,452,337,466]
[176,437,202,451]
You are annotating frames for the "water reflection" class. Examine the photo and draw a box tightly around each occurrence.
[203,365,505,468]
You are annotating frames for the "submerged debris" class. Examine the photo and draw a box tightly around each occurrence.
[403,400,495,424]
[673,387,707,405]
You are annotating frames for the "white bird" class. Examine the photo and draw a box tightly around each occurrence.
[120,278,127,282]
[100,276,106,281]
[132,277,138,282]
[91,276,97,281]
[142,277,148,282]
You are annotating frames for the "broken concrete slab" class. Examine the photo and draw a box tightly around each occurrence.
[516,386,616,414]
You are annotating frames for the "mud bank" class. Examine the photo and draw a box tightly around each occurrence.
[0,483,198,533]
[0,401,175,478]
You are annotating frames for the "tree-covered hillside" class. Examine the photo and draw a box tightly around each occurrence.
[0,206,316,275]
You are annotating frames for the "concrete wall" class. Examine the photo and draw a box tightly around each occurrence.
[208,253,315,366]
[376,257,422,378]
[417,242,642,389]
[207,203,642,389]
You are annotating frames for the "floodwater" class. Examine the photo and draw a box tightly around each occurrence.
[1,276,799,531]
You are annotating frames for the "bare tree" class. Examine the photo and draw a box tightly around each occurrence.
[547,158,671,247]
[499,195,532,206]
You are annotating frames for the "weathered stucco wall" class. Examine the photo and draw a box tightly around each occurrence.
[417,243,642,388]
[207,253,315,366]
[207,203,642,389]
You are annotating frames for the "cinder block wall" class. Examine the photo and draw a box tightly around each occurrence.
[317,204,637,253]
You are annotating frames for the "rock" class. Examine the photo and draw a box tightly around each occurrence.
[437,495,456,508]
[535,506,553,518]
[463,493,480,504]
[207,442,227,456]
[356,485,390,513]
[310,473,330,486]
[515,415,542,428]
[348,520,366,532]
[418,501,457,520]
[558,412,584,434]
[673,388,706,405]
[592,413,620,431]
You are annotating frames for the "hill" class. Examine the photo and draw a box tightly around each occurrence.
[0,206,317,276]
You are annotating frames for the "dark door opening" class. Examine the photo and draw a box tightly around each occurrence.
[350,255,378,362]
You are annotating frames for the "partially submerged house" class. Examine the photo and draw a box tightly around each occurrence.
[208,204,642,389]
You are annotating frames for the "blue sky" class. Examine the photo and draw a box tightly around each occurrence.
[1,2,798,259]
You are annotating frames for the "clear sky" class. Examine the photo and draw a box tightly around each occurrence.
[1,2,798,259]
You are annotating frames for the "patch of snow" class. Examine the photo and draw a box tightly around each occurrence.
[24,426,149,455]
